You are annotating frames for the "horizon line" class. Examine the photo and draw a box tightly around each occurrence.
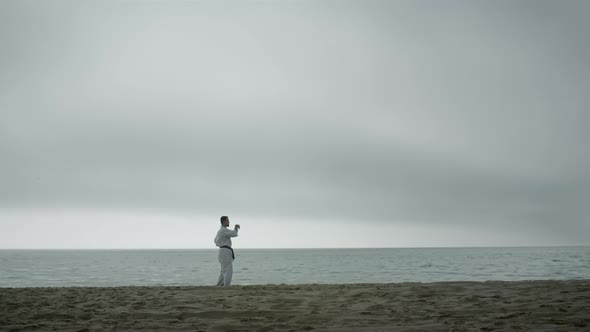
[1,245,589,250]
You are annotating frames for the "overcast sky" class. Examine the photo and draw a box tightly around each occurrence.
[1,0,589,248]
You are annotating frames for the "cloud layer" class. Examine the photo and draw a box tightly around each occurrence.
[1,0,589,246]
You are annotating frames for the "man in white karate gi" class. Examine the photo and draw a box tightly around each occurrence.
[214,215,240,286]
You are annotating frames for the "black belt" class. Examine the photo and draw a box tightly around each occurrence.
[220,246,235,259]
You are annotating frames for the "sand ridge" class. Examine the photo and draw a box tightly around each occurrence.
[2,280,590,331]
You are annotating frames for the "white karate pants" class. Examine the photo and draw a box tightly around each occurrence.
[216,248,234,286]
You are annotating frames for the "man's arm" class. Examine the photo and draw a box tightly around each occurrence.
[223,227,238,237]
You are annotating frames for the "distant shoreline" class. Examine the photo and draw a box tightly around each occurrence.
[2,280,590,331]
[3,279,590,289]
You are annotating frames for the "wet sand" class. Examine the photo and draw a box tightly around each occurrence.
[2,280,590,331]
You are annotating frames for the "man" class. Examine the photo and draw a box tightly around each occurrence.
[214,216,240,286]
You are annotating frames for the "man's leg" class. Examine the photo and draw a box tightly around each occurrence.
[219,249,233,286]
[223,260,233,286]
[216,269,224,286]
[216,250,225,286]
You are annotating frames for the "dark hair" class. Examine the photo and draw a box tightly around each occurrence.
[220,216,229,225]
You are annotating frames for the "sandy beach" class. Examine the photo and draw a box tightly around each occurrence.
[2,280,589,331]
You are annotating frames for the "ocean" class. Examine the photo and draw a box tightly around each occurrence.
[1,247,589,287]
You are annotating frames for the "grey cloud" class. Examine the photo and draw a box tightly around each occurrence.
[1,0,589,244]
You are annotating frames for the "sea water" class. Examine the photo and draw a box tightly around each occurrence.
[1,247,589,287]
